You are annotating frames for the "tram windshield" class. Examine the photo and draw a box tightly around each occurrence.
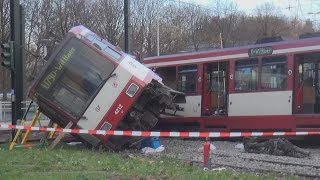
[36,38,115,117]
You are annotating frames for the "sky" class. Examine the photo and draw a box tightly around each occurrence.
[189,0,320,27]
[191,0,320,19]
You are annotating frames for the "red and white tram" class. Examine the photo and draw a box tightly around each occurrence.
[144,35,320,131]
[29,26,183,149]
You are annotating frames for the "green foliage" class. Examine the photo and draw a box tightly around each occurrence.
[0,145,288,180]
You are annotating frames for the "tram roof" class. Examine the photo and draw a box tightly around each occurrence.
[144,36,320,66]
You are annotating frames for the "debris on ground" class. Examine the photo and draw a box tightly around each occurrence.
[243,138,310,158]
[141,137,165,154]
[235,143,244,150]
[142,145,165,154]
[211,167,226,172]
[66,142,82,146]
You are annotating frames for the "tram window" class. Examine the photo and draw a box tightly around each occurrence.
[37,38,115,117]
[84,34,121,61]
[103,46,121,60]
[209,71,225,92]
[177,65,197,93]
[261,56,287,90]
[235,59,258,92]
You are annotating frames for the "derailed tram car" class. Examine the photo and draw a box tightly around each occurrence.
[28,25,184,149]
[144,34,320,132]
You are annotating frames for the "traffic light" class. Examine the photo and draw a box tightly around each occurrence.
[1,41,14,70]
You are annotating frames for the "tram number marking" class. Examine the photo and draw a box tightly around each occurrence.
[115,104,123,115]
[230,74,234,80]
[288,70,292,76]
[95,105,101,112]
[129,61,137,69]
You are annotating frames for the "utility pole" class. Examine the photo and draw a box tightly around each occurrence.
[124,0,130,53]
[8,0,24,139]
[20,5,25,99]
[156,0,160,56]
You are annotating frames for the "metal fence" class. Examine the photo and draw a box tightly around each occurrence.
[0,101,49,122]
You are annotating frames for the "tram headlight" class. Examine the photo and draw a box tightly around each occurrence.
[126,83,139,97]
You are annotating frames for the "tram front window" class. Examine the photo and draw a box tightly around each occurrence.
[36,38,115,117]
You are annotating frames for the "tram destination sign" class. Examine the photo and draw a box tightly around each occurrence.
[40,46,76,90]
[248,46,273,57]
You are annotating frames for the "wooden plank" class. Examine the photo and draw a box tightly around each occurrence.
[9,119,25,150]
[48,123,58,139]
[48,122,73,150]
[21,111,42,144]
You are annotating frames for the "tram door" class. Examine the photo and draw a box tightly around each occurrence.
[295,54,320,113]
[202,62,228,116]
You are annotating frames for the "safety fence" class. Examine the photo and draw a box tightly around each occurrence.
[1,124,320,138]
[0,101,49,122]
[2,123,320,170]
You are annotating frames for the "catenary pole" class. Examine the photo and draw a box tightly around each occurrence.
[10,0,24,139]
[124,0,130,53]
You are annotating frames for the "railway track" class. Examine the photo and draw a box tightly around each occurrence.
[215,152,320,168]
[171,150,320,179]
[210,153,320,179]
[159,153,320,179]
[0,129,13,143]
[161,138,320,179]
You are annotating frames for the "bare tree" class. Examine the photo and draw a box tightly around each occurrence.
[183,5,210,51]
[159,2,190,54]
[0,0,10,92]
[91,0,123,45]
[254,3,290,38]
[204,0,241,48]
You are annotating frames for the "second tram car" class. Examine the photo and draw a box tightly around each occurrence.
[29,26,184,149]
[144,34,320,131]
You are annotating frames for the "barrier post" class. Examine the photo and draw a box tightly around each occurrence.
[203,137,211,170]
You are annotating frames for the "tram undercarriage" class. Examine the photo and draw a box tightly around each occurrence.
[96,80,185,150]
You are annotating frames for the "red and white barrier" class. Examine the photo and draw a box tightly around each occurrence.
[1,124,320,138]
